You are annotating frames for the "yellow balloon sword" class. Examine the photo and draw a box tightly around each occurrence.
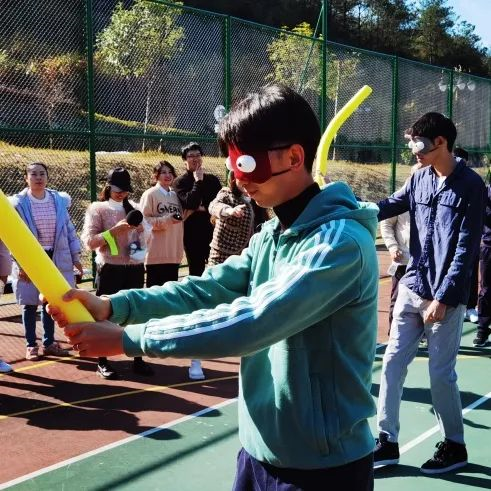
[314,85,373,186]
[0,189,94,323]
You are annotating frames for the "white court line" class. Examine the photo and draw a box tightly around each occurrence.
[0,398,238,490]
[399,391,491,455]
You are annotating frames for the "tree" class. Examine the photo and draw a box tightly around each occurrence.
[413,0,454,65]
[28,53,85,147]
[446,21,488,76]
[266,21,359,155]
[328,0,360,45]
[183,0,321,29]
[266,22,359,100]
[95,0,185,151]
[352,0,414,57]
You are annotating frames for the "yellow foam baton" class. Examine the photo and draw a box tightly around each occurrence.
[0,189,94,323]
[314,85,373,186]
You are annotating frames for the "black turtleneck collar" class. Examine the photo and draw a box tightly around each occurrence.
[273,183,320,229]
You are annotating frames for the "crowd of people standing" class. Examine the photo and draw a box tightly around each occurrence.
[0,142,262,380]
[0,85,490,489]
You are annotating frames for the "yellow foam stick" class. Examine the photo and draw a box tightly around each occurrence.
[0,189,94,323]
[314,85,373,186]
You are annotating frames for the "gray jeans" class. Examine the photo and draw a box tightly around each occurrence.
[377,284,465,444]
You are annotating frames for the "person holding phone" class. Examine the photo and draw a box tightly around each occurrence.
[140,161,184,287]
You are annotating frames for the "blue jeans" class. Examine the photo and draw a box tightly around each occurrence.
[377,284,466,444]
[22,304,55,348]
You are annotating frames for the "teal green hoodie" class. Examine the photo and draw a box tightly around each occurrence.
[111,181,379,469]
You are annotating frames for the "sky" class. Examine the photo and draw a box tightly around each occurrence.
[447,0,491,49]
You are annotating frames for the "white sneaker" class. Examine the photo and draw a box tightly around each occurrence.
[466,308,478,324]
[188,359,205,380]
[0,359,13,373]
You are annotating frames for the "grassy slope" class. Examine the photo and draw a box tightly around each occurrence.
[0,141,488,271]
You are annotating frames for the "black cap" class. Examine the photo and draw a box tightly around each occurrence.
[106,167,133,192]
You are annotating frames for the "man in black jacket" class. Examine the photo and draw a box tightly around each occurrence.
[173,142,221,277]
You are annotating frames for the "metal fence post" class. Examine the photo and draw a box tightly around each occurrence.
[447,69,454,119]
[85,0,97,280]
[224,16,232,112]
[320,0,328,132]
[390,55,399,194]
[85,0,96,203]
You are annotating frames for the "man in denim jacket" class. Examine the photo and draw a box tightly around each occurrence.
[373,112,485,474]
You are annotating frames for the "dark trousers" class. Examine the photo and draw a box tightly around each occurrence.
[232,448,373,491]
[478,245,491,330]
[146,264,179,287]
[95,263,145,366]
[183,217,212,277]
[95,263,145,296]
[184,245,209,277]
[389,265,407,334]
[467,257,479,309]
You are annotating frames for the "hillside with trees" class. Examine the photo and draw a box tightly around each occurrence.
[184,0,491,77]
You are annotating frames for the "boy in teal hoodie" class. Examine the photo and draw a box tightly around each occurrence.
[50,84,379,491]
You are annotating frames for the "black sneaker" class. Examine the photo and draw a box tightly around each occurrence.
[374,433,400,468]
[473,328,490,347]
[97,362,119,380]
[133,359,154,376]
[420,439,468,474]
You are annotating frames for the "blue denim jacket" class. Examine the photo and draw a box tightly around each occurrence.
[378,160,485,307]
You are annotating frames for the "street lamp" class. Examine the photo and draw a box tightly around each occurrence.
[455,76,466,91]
[438,74,476,92]
[438,76,448,92]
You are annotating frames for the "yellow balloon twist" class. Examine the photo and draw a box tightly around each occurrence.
[314,85,373,186]
[0,189,94,323]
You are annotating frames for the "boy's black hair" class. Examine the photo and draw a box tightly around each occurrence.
[453,146,469,161]
[181,142,203,160]
[218,84,320,172]
[406,112,457,151]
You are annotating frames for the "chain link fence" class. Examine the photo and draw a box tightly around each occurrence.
[1,0,490,302]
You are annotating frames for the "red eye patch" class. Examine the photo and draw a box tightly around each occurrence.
[226,145,272,184]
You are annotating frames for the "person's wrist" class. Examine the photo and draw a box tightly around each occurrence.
[107,298,113,319]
